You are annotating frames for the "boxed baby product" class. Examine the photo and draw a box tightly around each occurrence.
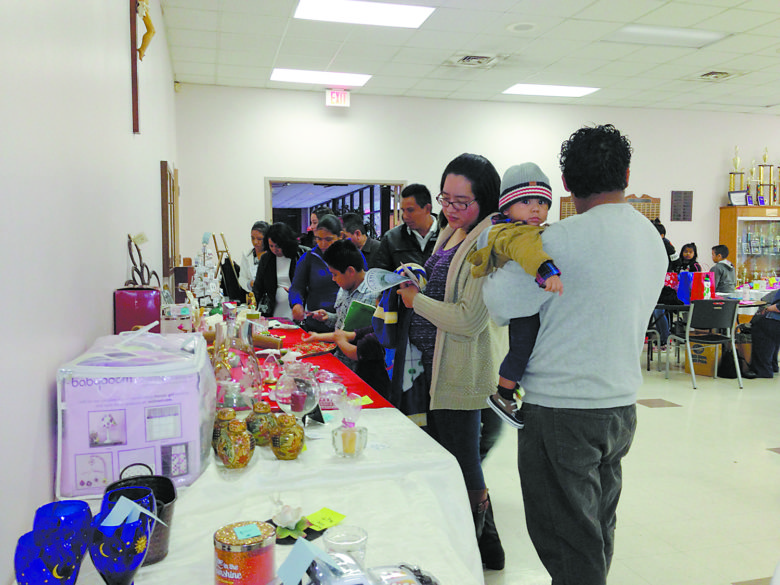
[56,332,216,498]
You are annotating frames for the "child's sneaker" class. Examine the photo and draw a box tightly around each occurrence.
[487,393,524,429]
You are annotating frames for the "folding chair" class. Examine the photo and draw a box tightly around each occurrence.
[665,299,742,389]
[646,314,662,372]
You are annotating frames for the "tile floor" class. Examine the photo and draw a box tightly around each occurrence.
[481,348,780,585]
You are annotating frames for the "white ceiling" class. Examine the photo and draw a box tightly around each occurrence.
[271,181,372,208]
[160,0,780,115]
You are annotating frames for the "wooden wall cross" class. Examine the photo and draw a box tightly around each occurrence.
[130,0,139,133]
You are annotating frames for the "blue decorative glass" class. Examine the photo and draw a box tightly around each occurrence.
[15,500,93,585]
[90,486,157,585]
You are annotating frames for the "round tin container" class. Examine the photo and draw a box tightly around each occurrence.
[214,521,276,585]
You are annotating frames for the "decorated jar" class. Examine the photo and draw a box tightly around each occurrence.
[214,521,275,585]
[270,414,304,461]
[216,419,256,469]
[212,408,236,455]
[245,401,279,447]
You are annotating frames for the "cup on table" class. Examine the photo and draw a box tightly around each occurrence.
[322,525,368,565]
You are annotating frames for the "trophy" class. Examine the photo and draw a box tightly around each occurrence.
[758,148,772,206]
[729,146,744,192]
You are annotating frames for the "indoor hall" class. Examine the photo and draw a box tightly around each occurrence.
[4,1,780,583]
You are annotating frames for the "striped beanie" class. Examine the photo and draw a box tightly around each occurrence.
[498,162,552,212]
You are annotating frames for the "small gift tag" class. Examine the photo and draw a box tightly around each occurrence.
[306,508,345,532]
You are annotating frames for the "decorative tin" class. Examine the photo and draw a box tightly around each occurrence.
[214,521,275,585]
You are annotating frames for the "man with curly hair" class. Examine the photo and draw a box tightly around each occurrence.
[482,124,667,584]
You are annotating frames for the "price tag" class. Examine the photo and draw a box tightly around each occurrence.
[234,523,263,540]
[359,395,373,406]
[306,508,345,532]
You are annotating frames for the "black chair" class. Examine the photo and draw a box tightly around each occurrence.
[665,299,742,389]
[646,314,662,372]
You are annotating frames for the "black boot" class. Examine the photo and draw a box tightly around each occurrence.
[478,496,505,570]
[468,489,489,538]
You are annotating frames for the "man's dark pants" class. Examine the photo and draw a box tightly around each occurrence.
[517,403,637,585]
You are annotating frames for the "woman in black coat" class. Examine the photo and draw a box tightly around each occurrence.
[253,222,309,318]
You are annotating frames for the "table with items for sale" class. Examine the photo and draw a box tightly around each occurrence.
[64,326,484,585]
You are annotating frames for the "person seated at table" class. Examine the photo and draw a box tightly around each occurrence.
[671,242,702,273]
[253,222,309,318]
[652,218,677,270]
[239,220,269,295]
[711,244,736,293]
[341,212,380,269]
[747,287,780,378]
[289,214,343,333]
[301,239,379,370]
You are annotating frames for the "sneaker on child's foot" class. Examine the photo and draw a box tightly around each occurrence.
[487,393,524,429]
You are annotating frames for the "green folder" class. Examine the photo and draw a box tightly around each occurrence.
[342,300,376,331]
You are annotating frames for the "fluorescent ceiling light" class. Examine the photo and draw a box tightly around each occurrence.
[606,24,726,48]
[503,84,599,98]
[271,68,371,87]
[295,0,434,29]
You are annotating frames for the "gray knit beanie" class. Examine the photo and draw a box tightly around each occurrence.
[499,163,552,212]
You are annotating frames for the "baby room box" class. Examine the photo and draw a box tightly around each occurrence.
[56,332,216,498]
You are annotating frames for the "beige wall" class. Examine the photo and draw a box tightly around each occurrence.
[0,2,176,580]
[175,83,780,271]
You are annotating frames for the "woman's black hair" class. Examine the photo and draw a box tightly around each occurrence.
[439,153,500,229]
[251,220,270,235]
[315,214,342,237]
[265,222,300,258]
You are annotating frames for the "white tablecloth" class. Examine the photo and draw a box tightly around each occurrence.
[75,408,484,585]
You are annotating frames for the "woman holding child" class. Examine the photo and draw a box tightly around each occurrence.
[397,153,507,570]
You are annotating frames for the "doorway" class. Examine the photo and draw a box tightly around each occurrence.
[268,179,405,239]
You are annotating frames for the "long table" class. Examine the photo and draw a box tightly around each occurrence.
[73,408,485,585]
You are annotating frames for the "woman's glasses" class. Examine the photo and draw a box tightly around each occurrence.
[436,194,477,211]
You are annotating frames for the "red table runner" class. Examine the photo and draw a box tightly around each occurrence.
[269,327,393,409]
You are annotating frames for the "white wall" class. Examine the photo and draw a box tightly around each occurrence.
[176,84,780,270]
[0,2,176,581]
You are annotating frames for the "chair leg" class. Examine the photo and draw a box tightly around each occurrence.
[686,341,697,389]
[732,340,743,389]
[713,345,719,380]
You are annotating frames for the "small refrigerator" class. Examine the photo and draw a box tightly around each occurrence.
[56,332,216,498]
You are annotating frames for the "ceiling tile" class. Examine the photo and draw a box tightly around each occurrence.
[158,0,780,115]
[167,28,218,48]
[544,18,625,41]
[161,7,218,31]
[170,46,216,63]
[575,0,670,22]
[695,8,777,32]
[219,12,285,35]
[634,2,727,27]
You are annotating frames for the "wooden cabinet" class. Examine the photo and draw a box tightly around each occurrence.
[719,206,780,283]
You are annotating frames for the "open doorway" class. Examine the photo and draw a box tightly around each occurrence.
[268,179,405,240]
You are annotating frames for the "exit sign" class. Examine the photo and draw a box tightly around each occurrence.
[326,89,350,107]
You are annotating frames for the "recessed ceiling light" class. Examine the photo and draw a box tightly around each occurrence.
[506,22,536,34]
[606,24,726,48]
[271,68,371,87]
[294,0,435,29]
[503,84,599,98]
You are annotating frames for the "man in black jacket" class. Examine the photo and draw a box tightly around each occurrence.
[373,183,438,271]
